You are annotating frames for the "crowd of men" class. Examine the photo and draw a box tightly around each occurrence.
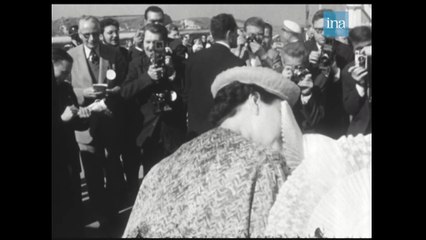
[52,5,371,237]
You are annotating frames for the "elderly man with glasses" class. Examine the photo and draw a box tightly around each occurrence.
[66,15,128,234]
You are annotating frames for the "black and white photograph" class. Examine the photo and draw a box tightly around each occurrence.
[51,4,372,238]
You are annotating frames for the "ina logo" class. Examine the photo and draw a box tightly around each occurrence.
[323,11,349,37]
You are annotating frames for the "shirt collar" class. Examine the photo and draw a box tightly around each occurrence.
[316,41,322,51]
[215,41,230,50]
[83,45,99,59]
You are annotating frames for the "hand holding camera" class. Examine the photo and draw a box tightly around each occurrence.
[246,36,266,57]
[297,73,314,96]
[148,64,164,81]
[309,50,321,65]
[348,65,368,84]
[281,65,294,81]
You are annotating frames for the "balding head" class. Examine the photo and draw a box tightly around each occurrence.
[78,16,101,49]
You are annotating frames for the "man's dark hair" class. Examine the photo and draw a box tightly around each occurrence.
[209,82,278,125]
[100,18,120,33]
[166,24,179,33]
[312,9,333,24]
[143,23,167,40]
[244,17,265,31]
[52,47,73,63]
[349,26,371,45]
[210,13,238,41]
[144,6,164,20]
[264,22,273,34]
[281,42,307,61]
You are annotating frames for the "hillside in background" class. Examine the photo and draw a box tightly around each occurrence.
[52,15,250,36]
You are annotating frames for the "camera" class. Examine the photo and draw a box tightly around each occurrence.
[152,40,166,68]
[150,89,178,114]
[149,40,178,114]
[319,38,334,68]
[246,35,262,44]
[355,50,367,69]
[292,66,310,83]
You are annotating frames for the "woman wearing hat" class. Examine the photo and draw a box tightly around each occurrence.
[123,66,302,238]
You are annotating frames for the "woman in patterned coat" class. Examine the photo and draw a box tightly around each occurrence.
[123,66,301,238]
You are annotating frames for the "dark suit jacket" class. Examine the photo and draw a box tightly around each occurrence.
[184,43,246,136]
[121,51,186,147]
[304,39,354,139]
[342,61,371,135]
[293,86,325,134]
[67,44,127,145]
[128,45,144,63]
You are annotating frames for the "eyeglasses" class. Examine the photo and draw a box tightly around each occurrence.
[313,28,324,34]
[81,32,100,39]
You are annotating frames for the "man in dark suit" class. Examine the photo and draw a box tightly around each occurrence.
[67,16,127,230]
[342,26,371,136]
[121,23,186,176]
[52,48,91,238]
[100,18,130,65]
[100,17,141,202]
[304,9,354,139]
[185,13,246,139]
[279,42,325,133]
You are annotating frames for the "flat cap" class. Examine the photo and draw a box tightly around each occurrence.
[282,20,302,34]
[211,66,301,106]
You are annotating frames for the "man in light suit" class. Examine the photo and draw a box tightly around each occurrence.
[67,15,127,231]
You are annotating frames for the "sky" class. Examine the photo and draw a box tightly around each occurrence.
[52,4,347,27]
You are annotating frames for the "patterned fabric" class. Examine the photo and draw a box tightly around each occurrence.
[123,127,289,238]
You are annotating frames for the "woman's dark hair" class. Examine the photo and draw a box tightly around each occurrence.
[209,81,278,126]
[100,18,120,33]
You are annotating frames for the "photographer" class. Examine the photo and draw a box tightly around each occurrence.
[342,26,371,136]
[280,42,325,133]
[121,23,186,176]
[304,9,354,139]
[64,25,82,51]
[236,17,281,71]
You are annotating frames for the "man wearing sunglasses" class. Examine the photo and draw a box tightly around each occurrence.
[67,15,128,234]
[304,9,354,139]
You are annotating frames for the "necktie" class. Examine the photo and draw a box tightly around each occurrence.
[89,50,99,64]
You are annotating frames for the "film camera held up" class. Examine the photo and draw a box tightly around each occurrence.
[318,38,334,69]
[292,66,311,84]
[150,40,178,114]
[245,34,263,52]
[355,50,368,69]
[291,66,310,84]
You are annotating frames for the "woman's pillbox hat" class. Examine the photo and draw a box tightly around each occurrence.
[211,66,300,106]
